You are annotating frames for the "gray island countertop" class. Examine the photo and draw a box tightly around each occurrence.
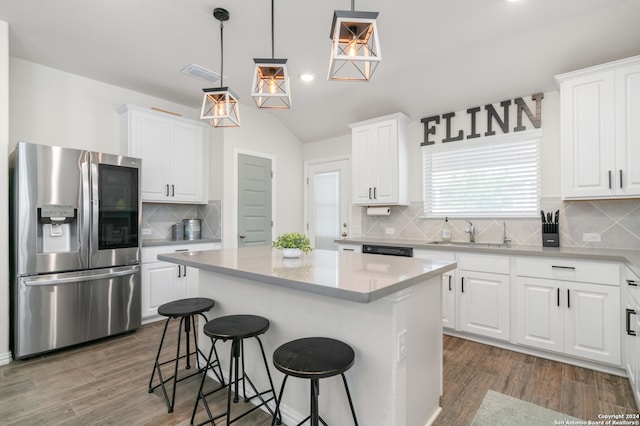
[158,245,456,303]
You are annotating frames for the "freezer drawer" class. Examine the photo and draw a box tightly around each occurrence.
[13,265,141,359]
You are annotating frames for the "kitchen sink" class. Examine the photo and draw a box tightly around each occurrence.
[424,241,512,249]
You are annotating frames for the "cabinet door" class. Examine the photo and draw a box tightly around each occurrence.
[564,282,620,365]
[371,119,398,204]
[352,126,374,204]
[141,261,179,318]
[170,121,206,203]
[560,71,616,199]
[458,270,510,341]
[130,110,170,202]
[515,277,564,353]
[442,272,456,329]
[615,62,640,197]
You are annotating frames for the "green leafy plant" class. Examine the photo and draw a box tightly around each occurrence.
[272,232,313,254]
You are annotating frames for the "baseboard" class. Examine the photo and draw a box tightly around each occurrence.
[0,351,12,366]
[444,330,627,377]
[425,406,443,426]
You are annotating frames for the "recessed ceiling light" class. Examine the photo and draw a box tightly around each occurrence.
[299,73,315,82]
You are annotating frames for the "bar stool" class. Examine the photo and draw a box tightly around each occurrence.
[271,337,358,426]
[148,297,224,413]
[191,314,279,426]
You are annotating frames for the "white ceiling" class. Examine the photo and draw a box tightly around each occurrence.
[2,0,640,142]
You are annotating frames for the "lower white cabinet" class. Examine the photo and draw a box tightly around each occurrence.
[624,268,640,408]
[337,243,362,253]
[515,258,621,365]
[414,249,456,329]
[141,242,219,319]
[458,254,510,341]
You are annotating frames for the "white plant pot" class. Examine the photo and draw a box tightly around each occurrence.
[282,248,302,258]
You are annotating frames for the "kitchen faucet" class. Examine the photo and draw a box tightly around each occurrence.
[465,220,475,243]
[503,221,511,245]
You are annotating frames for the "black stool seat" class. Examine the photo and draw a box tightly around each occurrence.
[158,297,215,317]
[204,314,270,340]
[192,314,278,426]
[148,297,223,414]
[271,337,358,426]
[273,337,355,379]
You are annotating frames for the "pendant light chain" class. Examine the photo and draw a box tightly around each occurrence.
[219,19,225,87]
[271,0,275,59]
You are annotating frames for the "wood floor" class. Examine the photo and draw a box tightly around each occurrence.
[0,322,638,425]
[435,335,640,425]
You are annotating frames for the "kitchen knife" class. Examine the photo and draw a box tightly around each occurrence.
[547,212,552,224]
[541,210,546,223]
[554,210,559,224]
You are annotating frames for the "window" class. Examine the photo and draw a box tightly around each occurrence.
[422,130,541,218]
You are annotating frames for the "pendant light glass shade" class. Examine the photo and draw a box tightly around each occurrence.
[201,87,241,127]
[251,58,291,109]
[328,10,381,81]
[200,8,240,128]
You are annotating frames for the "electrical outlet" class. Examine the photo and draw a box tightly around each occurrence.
[397,330,407,361]
[141,228,152,235]
[385,228,395,235]
[582,233,601,242]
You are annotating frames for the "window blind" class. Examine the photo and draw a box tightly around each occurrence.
[423,132,540,218]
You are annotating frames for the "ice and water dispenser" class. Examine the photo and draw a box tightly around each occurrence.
[37,204,78,253]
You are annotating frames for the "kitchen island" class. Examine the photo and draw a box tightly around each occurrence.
[158,246,456,426]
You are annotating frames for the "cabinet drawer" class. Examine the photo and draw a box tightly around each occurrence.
[626,267,640,304]
[142,242,219,263]
[413,249,455,263]
[457,253,509,274]
[515,257,620,286]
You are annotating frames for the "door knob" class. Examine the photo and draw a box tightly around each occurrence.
[239,233,246,238]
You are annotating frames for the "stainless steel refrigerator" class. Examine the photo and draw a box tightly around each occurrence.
[9,142,142,359]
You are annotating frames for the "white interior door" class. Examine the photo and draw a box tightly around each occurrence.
[307,159,350,251]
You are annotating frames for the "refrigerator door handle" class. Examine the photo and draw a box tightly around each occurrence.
[24,266,139,287]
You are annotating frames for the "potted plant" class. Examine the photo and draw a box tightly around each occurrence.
[272,232,312,258]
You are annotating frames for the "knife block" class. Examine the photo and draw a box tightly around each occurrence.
[542,224,559,247]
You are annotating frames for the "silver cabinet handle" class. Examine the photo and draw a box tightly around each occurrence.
[608,170,612,189]
[373,187,377,199]
[166,184,170,196]
[368,188,372,200]
[171,184,175,196]
[239,233,246,238]
[552,265,575,270]
[620,170,623,188]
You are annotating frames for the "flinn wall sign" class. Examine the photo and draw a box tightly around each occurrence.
[420,93,544,146]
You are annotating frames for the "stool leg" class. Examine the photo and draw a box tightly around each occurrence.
[227,340,238,425]
[167,316,185,413]
[341,373,359,426]
[310,378,319,426]
[271,375,288,426]
[184,314,192,370]
[191,343,216,426]
[148,317,171,392]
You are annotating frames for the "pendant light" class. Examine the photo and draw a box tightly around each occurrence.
[328,0,381,81]
[201,8,240,127]
[251,0,291,109]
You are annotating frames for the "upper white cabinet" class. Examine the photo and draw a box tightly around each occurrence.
[119,104,209,204]
[350,113,409,206]
[556,55,640,200]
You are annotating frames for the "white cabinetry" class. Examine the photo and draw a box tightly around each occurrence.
[414,249,456,329]
[457,254,510,341]
[337,243,362,253]
[515,257,621,365]
[141,242,219,319]
[119,104,209,204]
[624,268,640,408]
[350,113,409,206]
[556,55,640,200]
